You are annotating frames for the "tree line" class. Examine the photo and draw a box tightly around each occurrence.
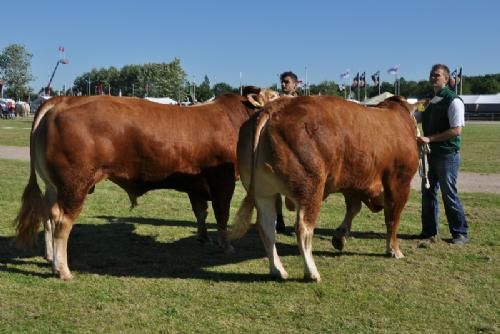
[1,43,500,102]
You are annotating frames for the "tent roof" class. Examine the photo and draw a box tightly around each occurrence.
[364,91,394,105]
[145,97,177,105]
[460,93,500,104]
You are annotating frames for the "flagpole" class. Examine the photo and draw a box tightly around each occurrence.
[460,66,463,95]
[239,72,242,95]
[357,71,360,101]
[363,72,367,102]
[378,71,381,95]
[305,65,308,96]
[349,77,352,99]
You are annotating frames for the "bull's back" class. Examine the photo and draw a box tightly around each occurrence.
[39,96,243,181]
[266,96,418,191]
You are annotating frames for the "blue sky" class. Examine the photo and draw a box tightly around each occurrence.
[2,0,499,92]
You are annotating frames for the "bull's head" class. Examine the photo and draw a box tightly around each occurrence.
[378,96,430,114]
[245,88,280,108]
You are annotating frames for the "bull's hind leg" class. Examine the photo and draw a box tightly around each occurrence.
[188,193,210,243]
[383,180,412,259]
[50,189,86,280]
[48,201,75,280]
[255,196,288,280]
[296,197,322,282]
[332,195,362,251]
[42,185,58,262]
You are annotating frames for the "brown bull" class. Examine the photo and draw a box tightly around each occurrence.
[15,89,279,280]
[230,96,420,282]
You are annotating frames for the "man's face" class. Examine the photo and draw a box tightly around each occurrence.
[429,68,448,91]
[281,76,297,94]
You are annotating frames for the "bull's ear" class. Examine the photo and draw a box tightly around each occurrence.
[416,98,430,112]
[247,93,264,107]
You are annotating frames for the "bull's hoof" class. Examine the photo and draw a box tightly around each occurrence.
[331,234,346,251]
[58,270,74,281]
[270,269,289,280]
[387,249,405,259]
[303,272,321,283]
[196,234,213,245]
[223,243,235,254]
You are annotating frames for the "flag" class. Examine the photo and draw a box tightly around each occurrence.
[58,46,65,52]
[359,72,366,88]
[387,65,400,75]
[371,70,380,87]
[340,69,350,80]
[351,72,359,89]
[449,69,458,89]
[456,66,462,87]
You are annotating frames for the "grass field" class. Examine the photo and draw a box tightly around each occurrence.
[1,118,499,174]
[0,120,499,333]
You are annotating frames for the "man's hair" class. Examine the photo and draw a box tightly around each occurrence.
[430,64,450,79]
[280,71,298,82]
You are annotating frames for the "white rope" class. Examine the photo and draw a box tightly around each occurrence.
[419,144,431,189]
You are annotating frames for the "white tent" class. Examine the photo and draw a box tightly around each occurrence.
[145,97,178,105]
[363,92,394,105]
[459,93,500,104]
[30,95,51,113]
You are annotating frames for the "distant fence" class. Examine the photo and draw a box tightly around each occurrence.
[465,112,500,121]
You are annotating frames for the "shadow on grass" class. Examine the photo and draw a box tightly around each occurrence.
[287,225,417,241]
[0,216,417,281]
[0,217,299,281]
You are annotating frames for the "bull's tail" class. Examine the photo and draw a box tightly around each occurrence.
[228,195,255,240]
[13,99,55,248]
[14,162,45,248]
[229,111,271,241]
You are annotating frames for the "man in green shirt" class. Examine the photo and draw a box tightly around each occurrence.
[414,64,469,244]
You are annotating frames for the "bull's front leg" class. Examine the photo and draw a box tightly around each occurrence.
[188,193,210,244]
[206,164,236,253]
[332,195,362,251]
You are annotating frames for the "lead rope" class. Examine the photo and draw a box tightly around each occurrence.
[419,143,431,189]
[414,111,431,190]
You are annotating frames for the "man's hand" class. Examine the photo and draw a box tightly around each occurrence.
[417,136,431,145]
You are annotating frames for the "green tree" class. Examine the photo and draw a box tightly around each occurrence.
[138,59,186,98]
[469,75,500,94]
[72,58,186,99]
[212,82,237,96]
[196,75,213,102]
[309,80,340,96]
[0,44,34,100]
[118,64,141,96]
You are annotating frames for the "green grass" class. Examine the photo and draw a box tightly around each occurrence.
[461,123,500,173]
[0,159,499,333]
[1,118,499,173]
[0,118,32,147]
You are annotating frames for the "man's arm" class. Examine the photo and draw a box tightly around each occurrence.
[417,127,462,145]
[417,98,464,145]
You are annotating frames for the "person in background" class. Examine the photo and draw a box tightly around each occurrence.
[415,64,469,244]
[280,71,299,97]
[275,71,299,232]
